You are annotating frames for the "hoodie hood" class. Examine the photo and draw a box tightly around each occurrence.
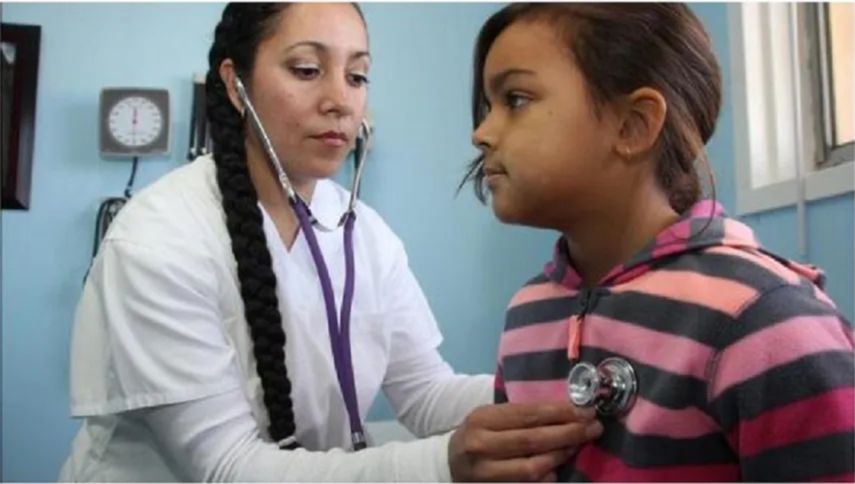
[544,200,825,290]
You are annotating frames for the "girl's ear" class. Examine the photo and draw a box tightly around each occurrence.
[614,87,667,160]
[219,58,245,115]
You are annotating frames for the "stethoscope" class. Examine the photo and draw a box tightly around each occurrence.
[235,77,371,451]
[561,289,639,416]
[567,357,638,417]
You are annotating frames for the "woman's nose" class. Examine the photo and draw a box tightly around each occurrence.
[319,76,354,118]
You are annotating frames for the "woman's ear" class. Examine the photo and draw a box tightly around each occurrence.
[614,87,667,160]
[219,58,245,115]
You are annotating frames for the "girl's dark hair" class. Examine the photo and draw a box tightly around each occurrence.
[205,2,364,448]
[462,3,721,215]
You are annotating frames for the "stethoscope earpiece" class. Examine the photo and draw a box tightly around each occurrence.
[358,118,371,142]
[567,357,637,417]
[233,76,248,100]
[233,77,248,117]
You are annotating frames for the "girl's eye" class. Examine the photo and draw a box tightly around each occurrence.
[348,73,370,87]
[505,91,531,110]
[479,99,492,117]
[291,65,321,79]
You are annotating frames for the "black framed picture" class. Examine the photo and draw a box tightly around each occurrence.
[1,23,41,210]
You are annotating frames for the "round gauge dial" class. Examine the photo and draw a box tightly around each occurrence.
[107,96,164,148]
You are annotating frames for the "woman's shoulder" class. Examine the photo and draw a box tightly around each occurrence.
[104,155,227,253]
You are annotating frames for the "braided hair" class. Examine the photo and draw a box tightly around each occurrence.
[206,2,367,450]
[206,3,297,449]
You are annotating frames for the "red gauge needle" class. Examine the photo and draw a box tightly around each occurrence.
[132,107,138,144]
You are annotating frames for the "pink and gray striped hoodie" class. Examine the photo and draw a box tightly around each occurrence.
[495,200,854,481]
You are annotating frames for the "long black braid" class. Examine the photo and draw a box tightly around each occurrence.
[205,3,299,449]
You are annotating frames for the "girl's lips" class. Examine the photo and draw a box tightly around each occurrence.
[485,172,507,189]
[483,165,507,183]
[482,161,506,177]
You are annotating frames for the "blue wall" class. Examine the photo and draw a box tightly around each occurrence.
[2,3,852,482]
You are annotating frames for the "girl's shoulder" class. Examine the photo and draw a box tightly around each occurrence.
[645,244,833,319]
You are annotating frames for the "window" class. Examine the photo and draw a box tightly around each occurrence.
[729,3,854,215]
[817,3,854,167]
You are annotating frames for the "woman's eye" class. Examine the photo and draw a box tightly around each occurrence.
[505,91,531,110]
[348,73,370,87]
[291,65,320,79]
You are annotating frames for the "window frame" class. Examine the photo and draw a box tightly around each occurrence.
[815,2,854,170]
[729,3,853,216]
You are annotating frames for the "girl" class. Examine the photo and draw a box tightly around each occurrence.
[60,3,599,481]
[468,3,855,481]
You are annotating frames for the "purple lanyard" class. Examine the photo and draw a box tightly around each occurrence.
[292,199,366,451]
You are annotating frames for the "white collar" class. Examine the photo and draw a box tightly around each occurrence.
[197,154,350,233]
[305,179,349,231]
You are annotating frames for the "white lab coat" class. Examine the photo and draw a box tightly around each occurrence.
[60,155,492,481]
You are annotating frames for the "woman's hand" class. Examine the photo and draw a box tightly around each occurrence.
[448,402,602,482]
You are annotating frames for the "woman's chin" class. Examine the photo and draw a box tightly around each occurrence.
[305,158,346,179]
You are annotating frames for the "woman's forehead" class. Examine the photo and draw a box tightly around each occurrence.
[264,3,369,55]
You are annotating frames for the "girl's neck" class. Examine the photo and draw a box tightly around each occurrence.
[562,181,679,287]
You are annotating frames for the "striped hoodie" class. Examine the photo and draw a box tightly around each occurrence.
[495,200,854,481]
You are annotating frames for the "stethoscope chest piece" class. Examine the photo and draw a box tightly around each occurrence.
[567,357,637,417]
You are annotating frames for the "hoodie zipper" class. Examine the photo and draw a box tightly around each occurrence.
[579,288,593,317]
[568,288,593,361]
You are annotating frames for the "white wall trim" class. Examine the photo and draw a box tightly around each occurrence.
[736,162,854,215]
